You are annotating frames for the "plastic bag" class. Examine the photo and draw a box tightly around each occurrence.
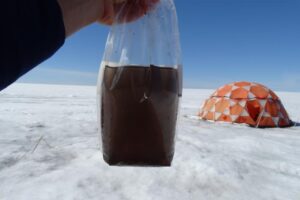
[97,0,182,166]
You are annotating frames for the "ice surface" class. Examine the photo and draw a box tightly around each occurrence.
[0,83,300,200]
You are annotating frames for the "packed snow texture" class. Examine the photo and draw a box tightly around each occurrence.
[0,83,300,200]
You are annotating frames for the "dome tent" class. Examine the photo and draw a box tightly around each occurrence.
[198,82,293,128]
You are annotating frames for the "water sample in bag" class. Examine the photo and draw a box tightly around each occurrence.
[97,0,182,166]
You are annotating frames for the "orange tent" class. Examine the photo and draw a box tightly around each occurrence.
[198,81,293,128]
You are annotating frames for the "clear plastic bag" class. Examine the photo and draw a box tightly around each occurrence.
[97,0,182,166]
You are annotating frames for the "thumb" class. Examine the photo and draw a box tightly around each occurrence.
[99,0,115,25]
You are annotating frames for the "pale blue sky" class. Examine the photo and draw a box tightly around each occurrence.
[19,0,300,91]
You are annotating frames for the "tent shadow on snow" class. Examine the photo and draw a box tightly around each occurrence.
[198,81,294,128]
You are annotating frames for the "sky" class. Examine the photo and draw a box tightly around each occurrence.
[19,0,300,91]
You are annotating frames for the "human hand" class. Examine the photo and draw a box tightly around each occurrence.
[57,0,159,37]
[99,0,160,25]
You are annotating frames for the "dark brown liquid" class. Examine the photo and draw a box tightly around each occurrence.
[101,65,181,166]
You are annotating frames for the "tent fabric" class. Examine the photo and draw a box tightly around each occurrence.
[198,81,293,128]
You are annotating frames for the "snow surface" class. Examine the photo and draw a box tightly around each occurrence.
[0,83,300,200]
